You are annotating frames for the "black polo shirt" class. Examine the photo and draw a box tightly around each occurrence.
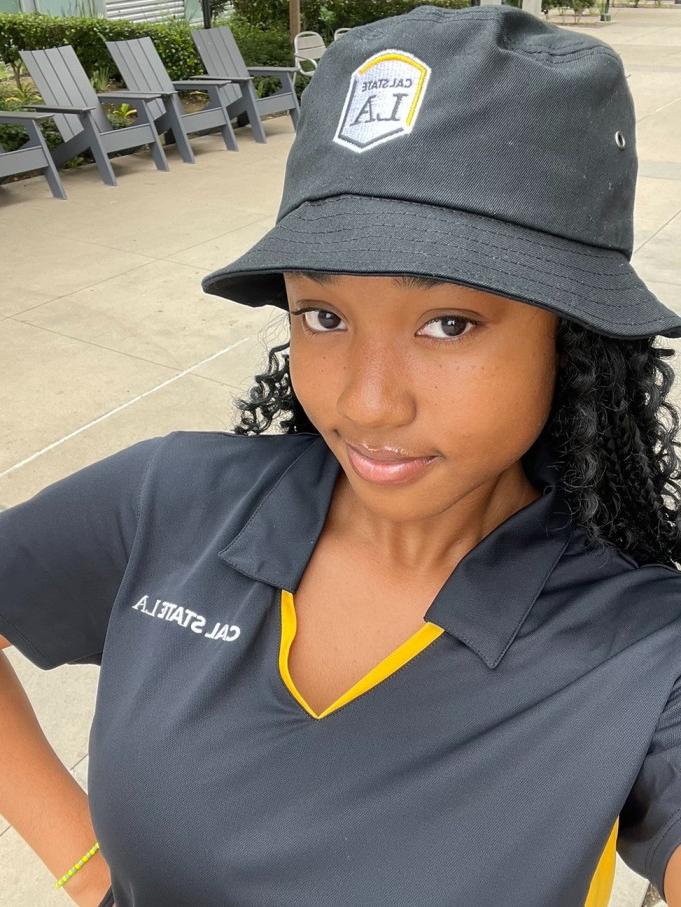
[2,429,681,906]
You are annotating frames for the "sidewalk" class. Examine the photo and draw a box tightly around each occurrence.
[1,6,681,905]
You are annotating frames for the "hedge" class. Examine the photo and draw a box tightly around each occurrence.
[0,2,497,88]
[0,11,292,84]
[230,0,472,39]
[0,11,293,154]
[230,0,592,35]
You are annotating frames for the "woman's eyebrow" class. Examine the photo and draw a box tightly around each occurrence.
[289,271,447,291]
[394,275,447,290]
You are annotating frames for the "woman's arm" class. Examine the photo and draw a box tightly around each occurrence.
[665,845,681,906]
[0,649,112,907]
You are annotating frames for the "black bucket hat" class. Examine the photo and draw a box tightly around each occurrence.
[202,4,681,340]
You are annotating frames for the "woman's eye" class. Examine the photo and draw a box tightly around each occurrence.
[418,316,476,341]
[295,310,477,341]
[300,310,345,332]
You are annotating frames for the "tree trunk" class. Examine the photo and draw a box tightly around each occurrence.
[289,0,301,40]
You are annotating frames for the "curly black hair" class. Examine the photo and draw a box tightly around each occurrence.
[230,273,681,570]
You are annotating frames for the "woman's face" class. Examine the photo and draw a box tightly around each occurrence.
[283,272,560,520]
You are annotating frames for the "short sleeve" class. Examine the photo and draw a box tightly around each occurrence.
[0,435,165,670]
[617,673,681,900]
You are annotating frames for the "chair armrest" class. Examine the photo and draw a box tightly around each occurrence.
[247,66,298,75]
[172,79,232,90]
[190,73,251,83]
[0,110,54,124]
[97,91,166,101]
[293,57,318,73]
[25,103,95,115]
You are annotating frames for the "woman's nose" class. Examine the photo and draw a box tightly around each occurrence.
[335,339,416,428]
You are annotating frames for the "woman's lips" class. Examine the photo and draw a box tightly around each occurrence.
[345,442,439,485]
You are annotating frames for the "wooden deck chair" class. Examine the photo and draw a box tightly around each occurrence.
[105,36,239,163]
[20,45,168,187]
[0,111,66,199]
[293,31,326,81]
[191,25,299,145]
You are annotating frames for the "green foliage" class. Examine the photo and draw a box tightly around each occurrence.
[0,88,62,153]
[218,12,294,98]
[230,0,470,40]
[209,0,232,23]
[106,99,136,127]
[0,13,203,81]
[0,118,31,153]
[0,10,298,155]
[540,0,598,18]
[325,0,471,40]
[228,0,291,31]
[89,61,112,90]
[1,78,39,106]
[221,13,292,66]
[0,10,301,84]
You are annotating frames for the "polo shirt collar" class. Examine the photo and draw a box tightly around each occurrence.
[218,432,574,670]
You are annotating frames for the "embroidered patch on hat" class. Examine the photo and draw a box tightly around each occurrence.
[333,50,431,153]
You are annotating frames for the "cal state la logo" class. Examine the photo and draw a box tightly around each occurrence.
[333,50,431,154]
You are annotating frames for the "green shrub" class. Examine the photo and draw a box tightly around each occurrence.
[540,0,598,16]
[216,13,295,99]
[231,0,470,39]
[220,13,292,66]
[0,11,298,79]
[0,13,202,82]
[0,10,299,154]
[230,0,318,32]
[0,89,63,153]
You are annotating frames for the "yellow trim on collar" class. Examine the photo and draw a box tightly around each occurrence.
[279,588,618,907]
[278,587,443,721]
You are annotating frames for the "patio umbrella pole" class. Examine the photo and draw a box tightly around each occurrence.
[202,0,211,29]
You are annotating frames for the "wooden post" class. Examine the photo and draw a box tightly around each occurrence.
[289,0,301,41]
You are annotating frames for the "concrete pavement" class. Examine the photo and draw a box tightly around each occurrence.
[1,6,681,904]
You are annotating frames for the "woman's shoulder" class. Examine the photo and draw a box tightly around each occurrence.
[143,429,321,498]
[121,429,325,544]
[156,429,318,466]
[558,524,681,643]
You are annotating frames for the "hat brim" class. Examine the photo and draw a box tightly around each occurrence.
[201,195,681,341]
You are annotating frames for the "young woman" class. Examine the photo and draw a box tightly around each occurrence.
[2,5,681,907]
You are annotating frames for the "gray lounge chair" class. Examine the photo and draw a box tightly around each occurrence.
[105,36,239,163]
[0,111,66,199]
[192,25,299,144]
[20,45,168,187]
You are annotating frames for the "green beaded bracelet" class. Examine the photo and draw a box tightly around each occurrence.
[55,841,100,888]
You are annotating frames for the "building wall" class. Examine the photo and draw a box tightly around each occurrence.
[2,0,199,20]
[105,0,205,21]
[35,0,106,14]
